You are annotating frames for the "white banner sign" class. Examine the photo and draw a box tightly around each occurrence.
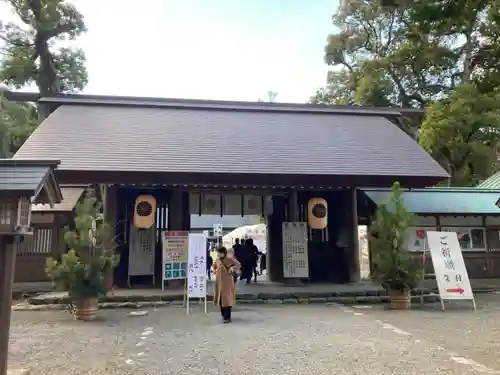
[282,222,309,278]
[426,231,474,300]
[187,233,207,298]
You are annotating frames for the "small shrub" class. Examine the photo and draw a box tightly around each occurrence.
[369,182,423,294]
[45,197,119,305]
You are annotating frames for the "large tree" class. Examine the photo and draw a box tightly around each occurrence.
[419,84,500,186]
[397,0,500,185]
[400,0,500,94]
[311,0,458,107]
[311,0,500,107]
[312,0,500,185]
[0,0,88,155]
[0,0,88,94]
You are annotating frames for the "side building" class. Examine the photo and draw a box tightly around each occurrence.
[362,188,500,278]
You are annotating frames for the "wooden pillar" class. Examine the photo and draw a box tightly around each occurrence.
[0,237,17,375]
[114,187,129,286]
[483,216,491,277]
[167,188,190,231]
[103,185,118,243]
[103,185,118,286]
[168,188,184,230]
[267,196,285,281]
[288,190,299,222]
[181,192,191,231]
[166,188,190,287]
[347,188,360,282]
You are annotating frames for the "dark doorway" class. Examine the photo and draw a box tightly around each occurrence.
[298,190,350,283]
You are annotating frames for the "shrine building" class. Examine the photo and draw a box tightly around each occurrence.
[13,94,449,285]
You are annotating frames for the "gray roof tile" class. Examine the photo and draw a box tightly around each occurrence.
[0,166,49,192]
[15,104,449,179]
[0,159,62,203]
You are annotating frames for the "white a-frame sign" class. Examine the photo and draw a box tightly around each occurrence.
[425,231,476,311]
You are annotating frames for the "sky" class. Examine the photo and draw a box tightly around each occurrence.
[1,0,338,103]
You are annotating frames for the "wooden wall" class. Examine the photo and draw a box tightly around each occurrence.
[408,215,500,278]
[14,213,70,283]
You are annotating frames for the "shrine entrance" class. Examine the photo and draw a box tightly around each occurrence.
[14,94,450,287]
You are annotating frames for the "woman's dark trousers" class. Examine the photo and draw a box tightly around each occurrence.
[220,306,232,321]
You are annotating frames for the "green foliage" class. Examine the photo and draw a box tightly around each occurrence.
[369,182,423,294]
[310,0,500,185]
[311,0,457,108]
[312,0,500,104]
[0,95,39,157]
[0,0,88,95]
[369,0,500,96]
[45,197,119,302]
[419,84,500,186]
[0,0,88,157]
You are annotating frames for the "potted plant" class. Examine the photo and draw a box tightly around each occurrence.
[369,182,423,310]
[45,197,119,321]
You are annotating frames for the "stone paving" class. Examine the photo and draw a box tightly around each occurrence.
[18,277,500,307]
[9,294,500,374]
[350,293,500,372]
[24,278,443,308]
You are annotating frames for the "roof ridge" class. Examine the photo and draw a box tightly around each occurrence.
[35,94,404,116]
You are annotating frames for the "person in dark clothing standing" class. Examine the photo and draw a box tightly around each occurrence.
[232,238,242,261]
[250,239,260,283]
[230,238,242,283]
[206,247,213,280]
[240,238,259,284]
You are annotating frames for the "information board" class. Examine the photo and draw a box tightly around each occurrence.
[187,233,207,298]
[282,222,309,279]
[127,226,155,286]
[426,231,475,309]
[162,231,188,283]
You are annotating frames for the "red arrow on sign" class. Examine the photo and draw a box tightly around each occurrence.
[446,288,465,295]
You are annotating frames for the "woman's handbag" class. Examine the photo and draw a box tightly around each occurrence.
[221,260,240,276]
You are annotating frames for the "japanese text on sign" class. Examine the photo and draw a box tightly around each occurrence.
[426,231,473,300]
[187,233,207,298]
[282,222,309,279]
[162,231,188,280]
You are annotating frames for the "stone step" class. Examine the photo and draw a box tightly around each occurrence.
[13,293,441,311]
[25,289,441,306]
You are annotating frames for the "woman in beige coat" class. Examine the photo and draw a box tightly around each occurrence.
[212,246,240,323]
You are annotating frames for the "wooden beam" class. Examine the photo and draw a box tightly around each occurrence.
[1,91,40,103]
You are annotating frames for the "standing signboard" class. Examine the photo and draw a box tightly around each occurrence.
[282,222,309,279]
[213,224,223,246]
[186,232,208,314]
[127,226,156,287]
[161,231,188,290]
[426,231,476,311]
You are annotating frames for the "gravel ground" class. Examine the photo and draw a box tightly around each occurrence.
[8,300,500,375]
[353,293,500,372]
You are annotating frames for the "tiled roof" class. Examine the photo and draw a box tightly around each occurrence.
[0,159,62,203]
[14,98,448,184]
